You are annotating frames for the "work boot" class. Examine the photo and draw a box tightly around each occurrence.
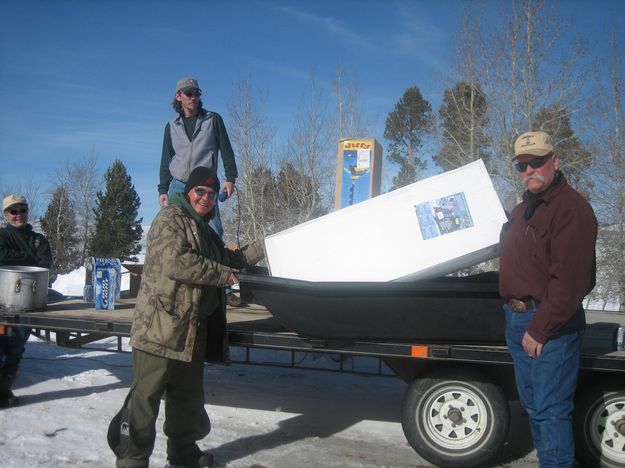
[166,450,215,468]
[3,363,18,387]
[196,452,215,467]
[0,388,18,408]
[0,369,19,408]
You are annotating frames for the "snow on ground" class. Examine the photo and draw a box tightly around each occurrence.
[0,334,544,468]
[6,267,549,467]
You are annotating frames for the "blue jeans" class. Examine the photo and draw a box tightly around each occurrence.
[168,178,223,238]
[505,305,583,467]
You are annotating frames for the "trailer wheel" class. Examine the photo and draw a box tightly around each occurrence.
[574,383,625,468]
[401,368,509,468]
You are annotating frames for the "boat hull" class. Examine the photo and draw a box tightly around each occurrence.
[238,272,506,344]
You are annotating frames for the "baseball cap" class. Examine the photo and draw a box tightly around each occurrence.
[175,77,201,94]
[3,194,28,211]
[513,131,554,159]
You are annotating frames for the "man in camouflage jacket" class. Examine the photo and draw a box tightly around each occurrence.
[112,168,264,468]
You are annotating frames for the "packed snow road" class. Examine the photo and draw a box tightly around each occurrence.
[1,337,563,467]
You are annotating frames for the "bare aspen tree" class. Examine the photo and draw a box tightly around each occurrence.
[279,73,333,226]
[467,0,591,208]
[589,33,625,311]
[436,81,490,171]
[51,152,98,266]
[436,2,491,172]
[69,152,98,265]
[331,62,371,142]
[225,76,278,244]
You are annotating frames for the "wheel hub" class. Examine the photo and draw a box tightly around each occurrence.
[613,415,625,437]
[447,407,464,424]
[422,387,489,450]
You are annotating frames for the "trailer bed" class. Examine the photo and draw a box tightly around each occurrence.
[1,298,623,373]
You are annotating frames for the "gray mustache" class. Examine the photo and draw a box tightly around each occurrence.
[522,174,545,186]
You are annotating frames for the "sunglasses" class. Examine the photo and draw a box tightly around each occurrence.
[514,153,554,173]
[183,90,201,98]
[193,188,216,199]
[7,207,28,215]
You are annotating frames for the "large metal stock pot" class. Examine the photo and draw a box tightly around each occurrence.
[0,266,49,312]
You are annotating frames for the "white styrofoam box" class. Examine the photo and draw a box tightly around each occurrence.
[264,159,507,282]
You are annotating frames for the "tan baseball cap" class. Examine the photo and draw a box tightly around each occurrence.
[513,131,554,159]
[3,194,27,211]
[175,77,201,94]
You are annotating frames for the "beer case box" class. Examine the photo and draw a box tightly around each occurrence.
[264,159,507,282]
[93,258,121,310]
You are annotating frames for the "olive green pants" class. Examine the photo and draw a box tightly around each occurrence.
[116,317,211,468]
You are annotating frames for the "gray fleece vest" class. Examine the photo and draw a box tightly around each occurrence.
[168,112,218,183]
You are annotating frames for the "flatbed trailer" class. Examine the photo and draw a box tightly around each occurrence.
[1,299,624,467]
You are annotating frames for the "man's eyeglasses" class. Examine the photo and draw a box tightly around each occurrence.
[514,153,554,173]
[194,188,216,199]
[183,90,201,98]
[7,207,28,215]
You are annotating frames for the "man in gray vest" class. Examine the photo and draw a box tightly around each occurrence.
[158,77,237,237]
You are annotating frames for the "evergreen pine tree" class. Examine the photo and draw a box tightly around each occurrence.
[384,86,434,190]
[435,82,490,172]
[534,104,592,193]
[89,159,143,262]
[275,161,325,230]
[40,185,80,277]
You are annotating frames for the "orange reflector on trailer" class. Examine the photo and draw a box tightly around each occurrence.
[411,345,429,357]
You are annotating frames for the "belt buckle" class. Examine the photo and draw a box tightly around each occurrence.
[509,298,527,312]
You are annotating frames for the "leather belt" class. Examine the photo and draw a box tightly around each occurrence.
[508,298,537,313]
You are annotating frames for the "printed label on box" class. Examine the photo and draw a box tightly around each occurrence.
[93,257,121,310]
[341,149,371,208]
[415,192,475,240]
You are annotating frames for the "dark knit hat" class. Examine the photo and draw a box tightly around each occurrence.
[184,167,220,194]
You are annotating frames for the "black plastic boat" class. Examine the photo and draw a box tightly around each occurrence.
[238,271,506,344]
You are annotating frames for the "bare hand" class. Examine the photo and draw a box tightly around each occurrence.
[522,331,543,358]
[159,194,168,208]
[222,181,235,199]
[228,273,239,286]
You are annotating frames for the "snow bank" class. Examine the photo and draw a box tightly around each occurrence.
[52,267,86,297]
[52,265,131,297]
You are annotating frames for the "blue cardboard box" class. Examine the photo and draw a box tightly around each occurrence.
[92,258,121,310]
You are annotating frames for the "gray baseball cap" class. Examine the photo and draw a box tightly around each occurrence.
[175,77,201,94]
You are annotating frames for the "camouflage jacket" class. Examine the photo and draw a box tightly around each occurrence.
[129,202,264,363]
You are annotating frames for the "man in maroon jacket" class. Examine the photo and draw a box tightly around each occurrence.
[499,131,598,467]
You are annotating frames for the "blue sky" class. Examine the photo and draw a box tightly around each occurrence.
[1,0,623,224]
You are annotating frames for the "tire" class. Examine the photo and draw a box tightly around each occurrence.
[574,382,625,468]
[401,368,510,468]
